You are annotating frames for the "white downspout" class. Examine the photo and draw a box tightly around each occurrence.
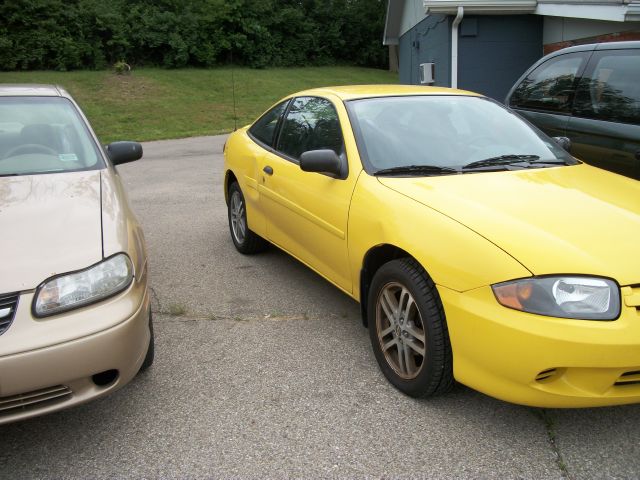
[451,6,464,89]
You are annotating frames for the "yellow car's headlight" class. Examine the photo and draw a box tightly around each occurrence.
[492,276,620,320]
[33,254,133,317]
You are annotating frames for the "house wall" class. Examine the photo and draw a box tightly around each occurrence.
[399,0,428,37]
[458,15,543,100]
[399,14,451,86]
[399,14,542,100]
[543,16,640,53]
[543,16,636,44]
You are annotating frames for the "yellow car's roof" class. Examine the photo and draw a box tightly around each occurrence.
[294,84,482,101]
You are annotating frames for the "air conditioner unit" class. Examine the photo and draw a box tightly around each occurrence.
[420,63,435,85]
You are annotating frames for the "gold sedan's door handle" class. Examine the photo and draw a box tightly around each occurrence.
[263,166,274,175]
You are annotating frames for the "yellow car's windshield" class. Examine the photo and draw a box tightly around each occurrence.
[347,95,574,174]
[0,97,103,176]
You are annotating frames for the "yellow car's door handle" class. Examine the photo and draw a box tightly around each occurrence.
[263,166,274,175]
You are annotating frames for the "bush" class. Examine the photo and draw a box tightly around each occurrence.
[113,60,131,74]
[0,0,388,71]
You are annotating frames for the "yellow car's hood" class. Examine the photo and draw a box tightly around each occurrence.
[378,164,640,286]
[0,171,103,293]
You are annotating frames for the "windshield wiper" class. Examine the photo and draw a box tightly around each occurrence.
[374,165,459,176]
[462,155,540,169]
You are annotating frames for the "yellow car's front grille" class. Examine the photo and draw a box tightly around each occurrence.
[623,286,640,311]
[614,370,640,387]
[535,368,558,382]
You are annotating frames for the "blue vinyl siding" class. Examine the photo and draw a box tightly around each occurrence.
[458,15,543,100]
[399,14,451,87]
[398,14,543,101]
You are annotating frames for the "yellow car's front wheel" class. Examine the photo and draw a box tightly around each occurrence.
[368,258,454,398]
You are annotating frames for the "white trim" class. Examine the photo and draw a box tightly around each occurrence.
[628,3,640,21]
[424,0,536,14]
[422,1,640,21]
[535,3,628,22]
[384,0,405,45]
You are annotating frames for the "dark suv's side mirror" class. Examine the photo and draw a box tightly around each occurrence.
[299,149,347,179]
[106,141,143,165]
[552,136,572,152]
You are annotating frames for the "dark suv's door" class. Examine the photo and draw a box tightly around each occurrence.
[507,51,591,138]
[568,48,640,180]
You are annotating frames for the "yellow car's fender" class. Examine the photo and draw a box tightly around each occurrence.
[223,127,269,240]
[348,173,533,321]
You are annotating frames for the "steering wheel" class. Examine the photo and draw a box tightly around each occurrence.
[3,143,57,159]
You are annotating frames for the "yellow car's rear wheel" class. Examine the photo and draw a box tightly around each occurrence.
[227,182,268,254]
[368,258,453,397]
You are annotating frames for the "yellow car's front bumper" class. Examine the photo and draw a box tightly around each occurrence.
[440,285,640,408]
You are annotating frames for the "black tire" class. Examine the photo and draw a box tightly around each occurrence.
[227,182,268,254]
[367,258,453,398]
[139,313,154,372]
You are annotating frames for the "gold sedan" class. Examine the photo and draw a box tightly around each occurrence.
[0,85,153,424]
[224,85,640,408]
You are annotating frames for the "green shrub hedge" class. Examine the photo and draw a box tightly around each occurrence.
[0,0,388,71]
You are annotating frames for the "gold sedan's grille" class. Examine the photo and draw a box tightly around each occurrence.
[0,292,19,336]
[0,385,72,417]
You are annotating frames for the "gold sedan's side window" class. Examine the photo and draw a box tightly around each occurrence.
[276,96,343,161]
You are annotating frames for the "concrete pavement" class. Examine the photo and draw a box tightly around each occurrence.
[1,135,638,479]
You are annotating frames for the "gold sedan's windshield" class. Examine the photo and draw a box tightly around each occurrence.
[0,97,103,176]
[348,95,574,173]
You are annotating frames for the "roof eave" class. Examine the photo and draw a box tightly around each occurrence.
[383,0,405,45]
[423,0,537,15]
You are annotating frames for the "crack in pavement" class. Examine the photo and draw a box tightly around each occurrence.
[532,408,571,479]
[149,286,163,313]
[151,308,312,323]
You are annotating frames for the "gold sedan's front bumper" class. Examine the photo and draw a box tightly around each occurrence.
[0,284,151,425]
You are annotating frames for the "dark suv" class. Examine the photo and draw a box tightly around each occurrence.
[505,41,640,180]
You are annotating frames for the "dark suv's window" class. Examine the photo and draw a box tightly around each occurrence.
[276,97,343,160]
[510,52,588,113]
[573,50,640,125]
[249,100,289,147]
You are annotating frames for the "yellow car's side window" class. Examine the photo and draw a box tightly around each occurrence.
[276,96,344,161]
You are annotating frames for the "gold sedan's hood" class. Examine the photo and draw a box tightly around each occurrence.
[378,164,640,286]
[0,171,103,293]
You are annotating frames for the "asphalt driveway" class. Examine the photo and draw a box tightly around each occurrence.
[1,136,639,479]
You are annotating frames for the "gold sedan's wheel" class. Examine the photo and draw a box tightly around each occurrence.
[376,282,426,380]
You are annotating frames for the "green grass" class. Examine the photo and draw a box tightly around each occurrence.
[0,67,398,143]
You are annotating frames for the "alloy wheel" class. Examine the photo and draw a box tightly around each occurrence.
[375,282,426,380]
[230,190,246,244]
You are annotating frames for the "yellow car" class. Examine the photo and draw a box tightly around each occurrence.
[223,85,640,408]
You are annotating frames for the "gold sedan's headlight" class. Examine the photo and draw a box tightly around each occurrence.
[33,254,133,317]
[492,276,621,320]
